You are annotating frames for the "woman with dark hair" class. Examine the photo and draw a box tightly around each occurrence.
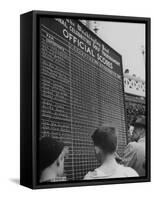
[39,137,68,183]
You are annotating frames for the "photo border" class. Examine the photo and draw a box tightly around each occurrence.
[22,10,151,189]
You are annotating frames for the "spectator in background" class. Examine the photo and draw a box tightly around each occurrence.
[129,124,135,137]
[124,69,130,74]
[84,126,138,180]
[127,118,136,143]
[122,116,146,176]
[127,124,134,143]
[39,137,68,183]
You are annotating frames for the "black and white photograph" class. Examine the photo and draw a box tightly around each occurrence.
[1,0,154,197]
[20,11,150,189]
[38,16,149,183]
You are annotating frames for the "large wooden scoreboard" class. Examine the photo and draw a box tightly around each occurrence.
[39,17,127,180]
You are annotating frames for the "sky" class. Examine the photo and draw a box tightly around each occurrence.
[90,21,145,80]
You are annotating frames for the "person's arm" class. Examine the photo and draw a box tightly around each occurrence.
[122,143,137,168]
[114,152,122,163]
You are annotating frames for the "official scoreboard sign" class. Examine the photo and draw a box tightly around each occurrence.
[39,17,127,180]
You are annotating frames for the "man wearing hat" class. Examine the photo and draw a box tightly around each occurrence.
[123,115,146,176]
[84,125,138,180]
[39,137,68,183]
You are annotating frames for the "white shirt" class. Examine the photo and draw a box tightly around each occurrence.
[84,156,138,180]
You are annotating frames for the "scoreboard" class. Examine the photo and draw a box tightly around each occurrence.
[39,17,127,180]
